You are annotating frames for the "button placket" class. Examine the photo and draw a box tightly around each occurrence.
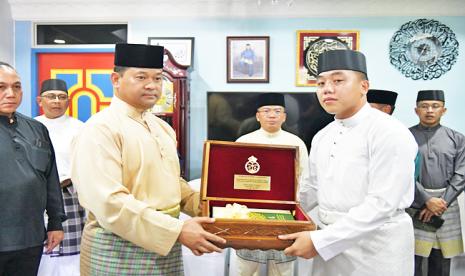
[144,115,167,159]
[330,125,345,160]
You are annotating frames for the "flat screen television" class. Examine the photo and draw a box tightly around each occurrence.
[207,91,334,152]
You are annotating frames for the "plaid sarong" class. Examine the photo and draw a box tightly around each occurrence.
[80,226,183,276]
[414,189,464,258]
[46,185,86,257]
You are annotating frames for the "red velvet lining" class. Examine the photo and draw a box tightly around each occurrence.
[294,206,308,221]
[206,143,296,202]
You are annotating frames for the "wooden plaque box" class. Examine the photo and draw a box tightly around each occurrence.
[200,140,316,250]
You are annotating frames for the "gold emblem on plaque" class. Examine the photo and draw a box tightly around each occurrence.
[245,155,260,174]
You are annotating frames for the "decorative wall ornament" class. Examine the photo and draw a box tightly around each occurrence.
[389,19,459,80]
[296,30,360,86]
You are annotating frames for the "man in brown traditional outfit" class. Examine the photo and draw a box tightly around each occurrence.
[71,43,225,275]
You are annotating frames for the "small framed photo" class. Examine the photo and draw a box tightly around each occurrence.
[148,37,194,67]
[227,36,270,83]
[296,30,359,86]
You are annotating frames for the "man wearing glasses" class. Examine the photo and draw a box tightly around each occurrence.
[0,62,65,275]
[410,90,465,276]
[235,93,309,276]
[35,79,85,276]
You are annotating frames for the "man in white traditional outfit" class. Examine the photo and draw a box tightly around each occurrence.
[410,90,465,276]
[71,43,225,275]
[279,49,418,276]
[35,79,85,276]
[366,89,397,115]
[367,88,422,181]
[235,93,309,276]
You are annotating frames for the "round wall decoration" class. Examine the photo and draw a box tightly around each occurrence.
[389,18,459,80]
[304,37,349,77]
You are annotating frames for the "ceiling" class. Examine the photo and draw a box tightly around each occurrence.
[7,0,465,21]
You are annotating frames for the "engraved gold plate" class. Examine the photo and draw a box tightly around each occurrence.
[234,174,271,191]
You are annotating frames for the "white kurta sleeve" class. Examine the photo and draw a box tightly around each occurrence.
[296,139,310,199]
[299,138,319,213]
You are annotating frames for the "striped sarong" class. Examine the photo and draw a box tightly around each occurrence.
[414,189,464,258]
[80,226,183,275]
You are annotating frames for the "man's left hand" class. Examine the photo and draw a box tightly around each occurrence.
[45,230,64,253]
[419,208,435,223]
[60,179,72,188]
[279,231,318,259]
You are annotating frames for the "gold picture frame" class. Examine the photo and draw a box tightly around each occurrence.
[296,30,360,86]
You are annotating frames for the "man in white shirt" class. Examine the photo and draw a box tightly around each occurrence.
[35,79,85,276]
[367,89,398,115]
[235,93,309,276]
[280,49,418,276]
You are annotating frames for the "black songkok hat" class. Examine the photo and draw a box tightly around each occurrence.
[416,90,445,102]
[367,89,398,106]
[40,79,68,94]
[317,49,368,78]
[114,43,164,69]
[257,93,285,109]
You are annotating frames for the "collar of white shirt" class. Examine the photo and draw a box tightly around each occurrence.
[334,103,372,129]
[258,128,282,138]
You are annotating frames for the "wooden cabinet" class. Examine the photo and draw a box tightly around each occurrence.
[152,50,190,178]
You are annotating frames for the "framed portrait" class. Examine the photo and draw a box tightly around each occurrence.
[227,36,270,83]
[148,37,194,67]
[296,30,360,86]
[150,76,175,114]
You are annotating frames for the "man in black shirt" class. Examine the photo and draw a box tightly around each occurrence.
[0,62,66,276]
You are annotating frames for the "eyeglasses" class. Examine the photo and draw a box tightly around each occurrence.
[417,104,443,110]
[257,108,285,116]
[41,93,68,101]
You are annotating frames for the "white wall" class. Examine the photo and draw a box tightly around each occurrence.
[15,16,465,178]
[129,16,465,178]
[0,0,14,64]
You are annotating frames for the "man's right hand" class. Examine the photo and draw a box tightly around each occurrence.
[178,217,226,256]
[279,231,318,259]
[425,197,447,216]
[419,208,435,222]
